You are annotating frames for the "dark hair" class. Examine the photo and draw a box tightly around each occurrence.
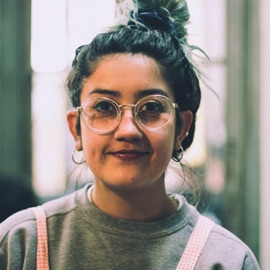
[66,0,202,160]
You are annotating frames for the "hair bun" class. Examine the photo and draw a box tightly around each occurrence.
[129,0,190,41]
[128,9,176,34]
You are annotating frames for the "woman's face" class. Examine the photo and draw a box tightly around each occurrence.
[68,54,192,193]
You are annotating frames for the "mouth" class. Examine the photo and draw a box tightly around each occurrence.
[108,150,150,161]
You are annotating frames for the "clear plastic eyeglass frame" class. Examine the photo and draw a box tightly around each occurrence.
[76,94,179,134]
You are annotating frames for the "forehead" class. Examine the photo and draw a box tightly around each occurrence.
[80,53,174,102]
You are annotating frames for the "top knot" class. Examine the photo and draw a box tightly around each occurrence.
[116,0,190,42]
[128,9,176,35]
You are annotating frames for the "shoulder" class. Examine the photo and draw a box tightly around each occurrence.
[0,207,37,243]
[176,196,260,268]
[198,220,260,269]
[210,223,255,255]
[0,186,86,244]
[0,206,37,269]
[41,186,84,219]
[0,186,89,269]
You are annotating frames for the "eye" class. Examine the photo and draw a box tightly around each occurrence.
[94,100,115,112]
[85,99,118,119]
[140,101,164,113]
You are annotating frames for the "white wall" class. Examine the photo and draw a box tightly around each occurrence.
[31,0,115,197]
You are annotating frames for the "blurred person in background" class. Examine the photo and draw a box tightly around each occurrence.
[0,173,38,223]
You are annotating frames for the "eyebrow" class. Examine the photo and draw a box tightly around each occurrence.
[136,89,169,98]
[88,89,121,98]
[87,88,169,98]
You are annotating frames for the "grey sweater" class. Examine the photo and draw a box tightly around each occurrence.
[0,184,260,270]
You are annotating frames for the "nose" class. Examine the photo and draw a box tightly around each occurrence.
[114,108,143,141]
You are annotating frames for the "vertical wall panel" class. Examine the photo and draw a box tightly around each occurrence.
[259,0,270,268]
[0,0,32,183]
[225,0,260,258]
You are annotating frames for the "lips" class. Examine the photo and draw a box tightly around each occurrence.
[108,149,150,161]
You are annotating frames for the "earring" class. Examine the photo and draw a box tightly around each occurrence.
[72,149,86,164]
[178,146,184,161]
[172,146,184,162]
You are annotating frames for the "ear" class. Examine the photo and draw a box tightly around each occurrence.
[67,110,83,151]
[174,110,193,150]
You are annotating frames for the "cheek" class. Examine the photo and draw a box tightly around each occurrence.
[153,128,176,159]
[80,130,103,160]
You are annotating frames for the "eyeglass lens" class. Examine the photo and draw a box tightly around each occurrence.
[81,95,174,133]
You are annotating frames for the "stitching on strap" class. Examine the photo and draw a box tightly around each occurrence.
[33,206,50,270]
[176,215,215,270]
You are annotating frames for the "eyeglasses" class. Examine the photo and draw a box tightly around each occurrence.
[76,94,179,134]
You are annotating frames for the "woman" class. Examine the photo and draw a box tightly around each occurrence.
[0,0,260,269]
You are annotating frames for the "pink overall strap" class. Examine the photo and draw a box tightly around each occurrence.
[176,215,215,270]
[33,206,50,270]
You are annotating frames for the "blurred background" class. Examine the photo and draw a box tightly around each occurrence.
[0,0,269,268]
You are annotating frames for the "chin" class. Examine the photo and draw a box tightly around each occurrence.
[99,172,163,193]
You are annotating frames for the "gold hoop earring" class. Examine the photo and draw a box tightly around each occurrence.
[72,149,86,164]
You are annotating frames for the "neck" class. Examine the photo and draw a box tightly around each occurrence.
[89,182,178,222]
